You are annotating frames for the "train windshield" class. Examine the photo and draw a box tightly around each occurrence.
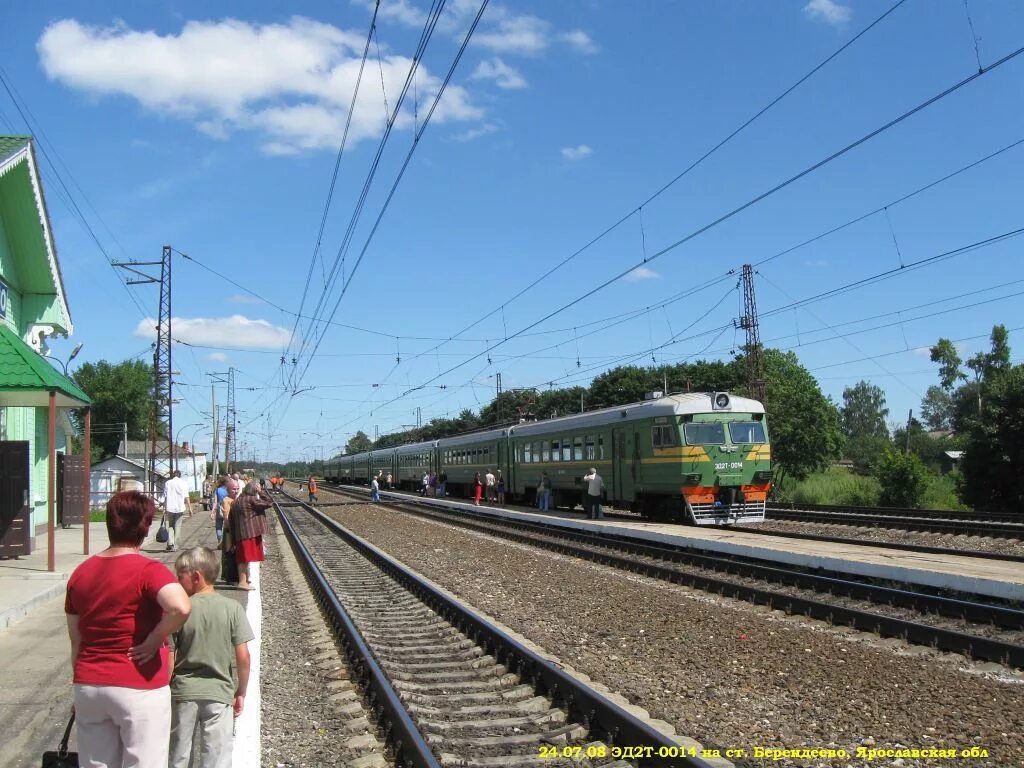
[729,421,766,444]
[683,422,726,445]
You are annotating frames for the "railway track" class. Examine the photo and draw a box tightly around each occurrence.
[319,484,1024,669]
[765,504,1024,539]
[272,494,724,768]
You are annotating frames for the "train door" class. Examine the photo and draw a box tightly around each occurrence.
[612,428,634,504]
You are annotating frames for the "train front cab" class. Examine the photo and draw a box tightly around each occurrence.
[678,400,771,525]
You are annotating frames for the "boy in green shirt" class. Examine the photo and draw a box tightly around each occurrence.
[169,547,254,768]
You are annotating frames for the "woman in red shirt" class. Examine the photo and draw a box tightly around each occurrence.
[66,491,191,768]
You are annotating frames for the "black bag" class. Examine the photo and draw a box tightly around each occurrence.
[41,712,78,767]
[155,515,169,544]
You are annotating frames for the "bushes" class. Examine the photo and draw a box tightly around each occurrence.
[777,467,880,506]
[875,449,930,508]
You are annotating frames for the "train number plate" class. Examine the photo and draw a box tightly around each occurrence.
[714,462,743,471]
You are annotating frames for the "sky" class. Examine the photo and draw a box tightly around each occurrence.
[2,0,1023,464]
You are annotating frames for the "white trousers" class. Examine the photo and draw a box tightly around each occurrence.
[167,512,184,547]
[169,699,234,768]
[73,684,171,768]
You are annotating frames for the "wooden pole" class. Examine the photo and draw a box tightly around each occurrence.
[84,407,91,554]
[47,390,56,573]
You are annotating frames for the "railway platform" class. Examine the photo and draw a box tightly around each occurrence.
[348,486,1024,602]
[0,512,260,768]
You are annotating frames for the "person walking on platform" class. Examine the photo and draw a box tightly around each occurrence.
[228,482,272,591]
[583,468,604,519]
[473,472,483,505]
[421,472,430,496]
[537,472,551,512]
[65,491,192,768]
[163,470,192,551]
[370,474,380,503]
[168,547,253,768]
[307,476,318,505]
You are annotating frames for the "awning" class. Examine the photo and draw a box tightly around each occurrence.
[0,323,91,407]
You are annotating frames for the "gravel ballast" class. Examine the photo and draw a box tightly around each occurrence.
[322,502,1024,767]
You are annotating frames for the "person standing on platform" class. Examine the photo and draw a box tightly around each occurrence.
[485,469,496,502]
[211,477,229,544]
[583,468,604,519]
[168,547,253,768]
[537,472,551,512]
[421,472,430,496]
[229,482,272,591]
[437,471,447,498]
[473,472,483,506]
[65,491,192,768]
[163,470,192,552]
[370,474,380,503]
[496,470,506,505]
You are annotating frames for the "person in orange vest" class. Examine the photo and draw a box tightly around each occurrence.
[307,476,318,504]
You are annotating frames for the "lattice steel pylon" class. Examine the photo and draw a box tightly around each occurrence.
[738,264,766,402]
[115,246,173,495]
[225,367,236,473]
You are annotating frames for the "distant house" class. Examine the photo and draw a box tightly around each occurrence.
[941,450,964,474]
[117,439,207,494]
[90,455,165,509]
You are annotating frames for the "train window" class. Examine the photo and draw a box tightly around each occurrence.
[549,440,559,461]
[531,442,539,462]
[729,421,766,444]
[562,440,572,462]
[683,422,727,445]
[598,435,604,459]
[652,425,678,448]
[523,442,531,463]
[573,437,583,461]
[585,435,595,460]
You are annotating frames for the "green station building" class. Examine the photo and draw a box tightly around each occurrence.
[0,136,90,563]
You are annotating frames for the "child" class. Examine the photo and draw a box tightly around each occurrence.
[169,547,254,768]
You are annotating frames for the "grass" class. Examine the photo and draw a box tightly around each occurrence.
[89,510,106,523]
[775,465,967,509]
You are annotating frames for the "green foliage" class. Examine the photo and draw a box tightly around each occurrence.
[760,349,844,482]
[844,433,891,475]
[930,338,965,391]
[920,385,954,431]
[920,473,967,511]
[841,380,889,440]
[344,430,373,454]
[71,359,154,461]
[873,448,930,508]
[780,467,881,506]
[957,364,1024,512]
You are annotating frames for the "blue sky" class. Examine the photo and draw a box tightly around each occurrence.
[3,0,1023,462]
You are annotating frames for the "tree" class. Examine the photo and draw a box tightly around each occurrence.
[71,359,154,461]
[874,448,930,508]
[920,385,954,431]
[760,349,844,483]
[841,381,889,440]
[344,430,372,455]
[930,338,965,391]
[958,363,1024,512]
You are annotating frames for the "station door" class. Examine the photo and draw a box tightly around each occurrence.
[0,441,31,557]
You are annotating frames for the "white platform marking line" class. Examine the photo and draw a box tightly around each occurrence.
[232,561,261,767]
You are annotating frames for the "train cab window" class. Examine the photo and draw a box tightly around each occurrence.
[573,437,583,461]
[585,435,595,460]
[550,440,559,462]
[730,421,766,444]
[562,440,572,462]
[683,422,727,445]
[652,425,678,448]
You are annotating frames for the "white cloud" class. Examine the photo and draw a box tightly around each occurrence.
[803,0,852,25]
[452,123,499,142]
[471,58,527,89]
[37,17,482,154]
[561,144,593,160]
[207,352,228,362]
[134,315,291,349]
[624,266,659,282]
[473,15,550,55]
[559,30,597,54]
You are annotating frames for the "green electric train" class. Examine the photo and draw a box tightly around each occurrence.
[324,391,771,525]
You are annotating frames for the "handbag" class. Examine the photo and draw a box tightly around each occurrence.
[41,711,78,767]
[155,514,169,544]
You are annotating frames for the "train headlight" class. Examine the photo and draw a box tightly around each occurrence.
[712,392,731,410]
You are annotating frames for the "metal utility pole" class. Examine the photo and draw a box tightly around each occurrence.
[496,372,503,422]
[115,246,173,494]
[905,409,913,455]
[737,264,766,402]
[226,367,237,472]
